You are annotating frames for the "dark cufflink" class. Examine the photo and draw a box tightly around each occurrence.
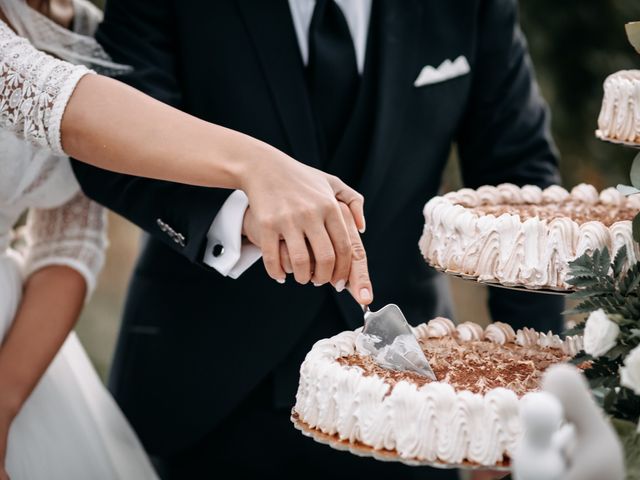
[212,243,224,257]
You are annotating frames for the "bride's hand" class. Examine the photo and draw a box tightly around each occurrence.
[240,152,369,302]
[277,202,373,304]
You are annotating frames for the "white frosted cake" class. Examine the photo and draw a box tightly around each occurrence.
[597,70,640,144]
[292,318,583,467]
[419,183,639,291]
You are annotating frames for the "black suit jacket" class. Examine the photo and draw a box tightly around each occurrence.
[72,0,563,455]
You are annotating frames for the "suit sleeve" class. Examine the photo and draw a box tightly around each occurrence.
[456,0,560,189]
[71,0,231,264]
[456,0,564,332]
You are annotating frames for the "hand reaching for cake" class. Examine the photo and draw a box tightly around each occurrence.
[242,192,373,304]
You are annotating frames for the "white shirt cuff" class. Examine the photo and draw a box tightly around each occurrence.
[203,190,262,279]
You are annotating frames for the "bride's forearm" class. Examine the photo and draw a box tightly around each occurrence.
[0,266,85,419]
[61,74,286,190]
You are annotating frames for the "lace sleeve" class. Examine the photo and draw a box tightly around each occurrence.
[23,192,108,297]
[0,19,92,156]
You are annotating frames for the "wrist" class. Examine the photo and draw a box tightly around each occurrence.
[235,139,293,194]
[241,206,259,246]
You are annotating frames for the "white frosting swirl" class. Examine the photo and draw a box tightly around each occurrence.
[520,185,543,204]
[570,183,599,204]
[600,187,624,206]
[561,335,584,356]
[576,221,612,257]
[597,70,640,142]
[610,221,639,266]
[541,185,570,203]
[516,327,540,347]
[425,317,456,338]
[476,185,501,205]
[445,188,479,207]
[484,322,516,345]
[456,322,484,341]
[496,183,523,203]
[537,331,563,349]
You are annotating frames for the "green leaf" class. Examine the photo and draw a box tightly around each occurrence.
[633,214,640,243]
[614,246,629,278]
[563,324,585,336]
[632,152,640,189]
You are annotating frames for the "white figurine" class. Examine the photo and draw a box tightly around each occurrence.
[512,391,569,480]
[513,364,625,480]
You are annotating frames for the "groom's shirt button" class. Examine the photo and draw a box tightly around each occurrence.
[212,243,224,257]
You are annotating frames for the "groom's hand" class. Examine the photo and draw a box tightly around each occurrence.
[243,201,373,304]
[276,203,373,305]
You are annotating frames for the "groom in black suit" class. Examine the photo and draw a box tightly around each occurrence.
[73,0,563,477]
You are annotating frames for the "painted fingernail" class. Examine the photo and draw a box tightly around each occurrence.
[360,288,372,302]
[313,282,321,287]
[335,280,346,292]
[284,266,293,274]
[359,218,366,234]
[277,278,286,284]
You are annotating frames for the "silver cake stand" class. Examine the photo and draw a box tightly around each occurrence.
[595,129,640,149]
[427,262,574,296]
[291,411,511,472]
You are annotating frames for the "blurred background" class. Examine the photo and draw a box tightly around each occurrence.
[77,1,640,379]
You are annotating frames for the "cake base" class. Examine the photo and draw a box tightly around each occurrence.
[427,261,573,295]
[291,410,511,472]
[596,129,640,149]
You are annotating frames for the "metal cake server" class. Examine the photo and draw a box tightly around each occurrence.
[358,303,436,380]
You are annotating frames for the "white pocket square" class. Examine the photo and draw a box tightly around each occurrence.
[414,55,470,87]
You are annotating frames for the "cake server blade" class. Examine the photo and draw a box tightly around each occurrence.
[358,304,436,380]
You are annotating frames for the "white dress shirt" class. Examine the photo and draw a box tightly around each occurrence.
[204,0,372,278]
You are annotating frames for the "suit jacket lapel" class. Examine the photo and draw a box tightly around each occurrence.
[236,0,321,169]
[358,0,423,210]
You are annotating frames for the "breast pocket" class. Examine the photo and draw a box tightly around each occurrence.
[409,69,472,141]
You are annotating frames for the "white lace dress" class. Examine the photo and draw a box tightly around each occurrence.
[0,1,157,478]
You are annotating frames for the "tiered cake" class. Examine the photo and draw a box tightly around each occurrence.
[419,183,639,290]
[292,317,583,467]
[597,70,640,144]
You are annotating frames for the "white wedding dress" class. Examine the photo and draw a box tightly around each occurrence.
[0,1,157,478]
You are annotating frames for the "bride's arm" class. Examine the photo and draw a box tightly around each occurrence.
[0,193,105,474]
[0,266,86,469]
[0,18,371,299]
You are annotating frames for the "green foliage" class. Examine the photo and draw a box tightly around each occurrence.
[519,1,640,188]
[566,247,640,318]
[612,418,640,480]
[566,247,640,423]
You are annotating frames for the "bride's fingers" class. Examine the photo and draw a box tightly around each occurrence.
[260,230,286,283]
[327,175,366,233]
[283,230,312,284]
